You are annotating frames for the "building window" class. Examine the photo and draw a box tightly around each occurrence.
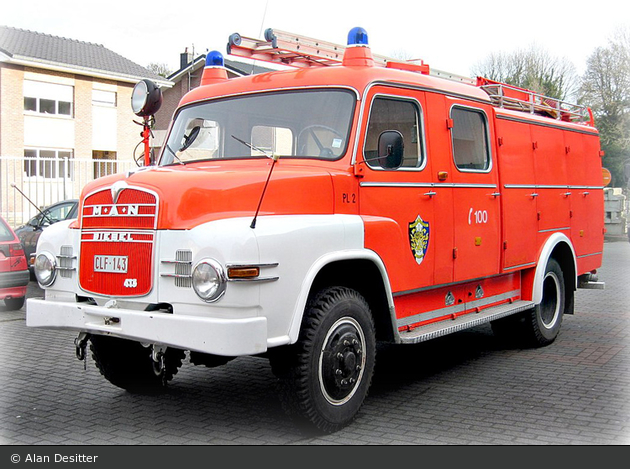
[450,107,490,171]
[24,149,74,179]
[23,80,74,117]
[92,89,117,107]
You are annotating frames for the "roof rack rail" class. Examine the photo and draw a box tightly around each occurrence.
[225,28,593,126]
[477,78,594,126]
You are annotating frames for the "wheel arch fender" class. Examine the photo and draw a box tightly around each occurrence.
[530,232,576,305]
[287,249,397,344]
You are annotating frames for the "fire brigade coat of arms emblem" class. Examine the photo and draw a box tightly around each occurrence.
[409,215,430,265]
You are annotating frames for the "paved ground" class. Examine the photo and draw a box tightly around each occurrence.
[0,242,628,445]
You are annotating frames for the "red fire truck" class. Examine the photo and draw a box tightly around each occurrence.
[27,27,605,433]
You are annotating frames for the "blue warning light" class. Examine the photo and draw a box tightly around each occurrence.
[347,27,368,46]
[206,50,224,67]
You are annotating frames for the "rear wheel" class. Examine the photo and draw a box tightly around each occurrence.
[271,287,376,433]
[90,335,185,393]
[491,258,565,347]
[527,258,565,346]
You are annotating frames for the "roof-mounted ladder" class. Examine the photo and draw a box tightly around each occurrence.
[226,28,476,84]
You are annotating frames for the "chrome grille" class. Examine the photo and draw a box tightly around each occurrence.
[161,249,193,288]
[175,250,192,288]
[58,245,75,278]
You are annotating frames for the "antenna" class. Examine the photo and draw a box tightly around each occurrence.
[250,153,279,229]
[230,135,279,229]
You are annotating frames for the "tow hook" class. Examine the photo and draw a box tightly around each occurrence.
[74,332,90,368]
[151,344,168,385]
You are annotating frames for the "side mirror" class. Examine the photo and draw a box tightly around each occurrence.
[378,131,404,169]
[180,126,201,152]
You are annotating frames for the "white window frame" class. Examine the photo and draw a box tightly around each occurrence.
[23,148,74,180]
[23,80,74,118]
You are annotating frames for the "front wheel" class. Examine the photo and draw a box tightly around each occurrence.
[271,287,376,433]
[90,335,185,393]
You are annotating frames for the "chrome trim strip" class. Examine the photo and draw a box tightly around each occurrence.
[397,290,521,328]
[226,263,279,269]
[360,182,497,189]
[504,184,604,190]
[503,261,537,271]
[577,251,603,259]
[538,227,570,233]
[228,277,279,283]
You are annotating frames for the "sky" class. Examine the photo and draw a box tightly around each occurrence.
[2,0,628,78]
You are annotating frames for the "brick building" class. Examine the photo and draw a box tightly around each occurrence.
[0,25,172,224]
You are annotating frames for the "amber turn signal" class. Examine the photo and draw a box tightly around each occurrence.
[227,266,260,279]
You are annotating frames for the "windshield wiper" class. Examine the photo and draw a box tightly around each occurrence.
[163,142,185,165]
[231,135,277,160]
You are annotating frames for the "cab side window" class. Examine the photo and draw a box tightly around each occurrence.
[364,97,423,170]
[451,107,490,171]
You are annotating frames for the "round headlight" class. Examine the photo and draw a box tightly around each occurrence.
[192,259,227,302]
[34,252,57,287]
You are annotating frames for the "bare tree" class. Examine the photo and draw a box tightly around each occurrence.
[147,62,173,78]
[472,45,579,101]
[580,28,630,186]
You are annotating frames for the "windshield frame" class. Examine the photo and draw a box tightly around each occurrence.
[158,86,359,167]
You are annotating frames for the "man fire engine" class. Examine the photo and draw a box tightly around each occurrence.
[27,27,605,433]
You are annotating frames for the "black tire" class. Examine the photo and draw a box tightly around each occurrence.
[4,297,25,311]
[526,258,565,346]
[271,287,376,433]
[491,258,565,347]
[90,335,185,394]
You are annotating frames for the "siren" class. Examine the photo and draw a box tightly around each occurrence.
[342,27,374,67]
[347,27,369,46]
[200,50,228,85]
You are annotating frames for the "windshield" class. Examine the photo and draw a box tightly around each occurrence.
[159,89,356,165]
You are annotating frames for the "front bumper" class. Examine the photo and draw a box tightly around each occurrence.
[26,298,267,356]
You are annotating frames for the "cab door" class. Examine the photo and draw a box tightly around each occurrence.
[358,86,452,296]
[358,86,450,294]
[446,100,501,282]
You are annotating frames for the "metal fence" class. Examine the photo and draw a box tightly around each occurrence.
[1,155,136,228]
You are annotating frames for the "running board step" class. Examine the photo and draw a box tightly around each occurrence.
[398,300,535,344]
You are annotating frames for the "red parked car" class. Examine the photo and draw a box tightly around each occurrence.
[0,216,29,311]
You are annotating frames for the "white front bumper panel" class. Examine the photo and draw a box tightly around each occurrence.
[26,298,267,356]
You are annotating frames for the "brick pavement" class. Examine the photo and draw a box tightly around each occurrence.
[0,242,628,445]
